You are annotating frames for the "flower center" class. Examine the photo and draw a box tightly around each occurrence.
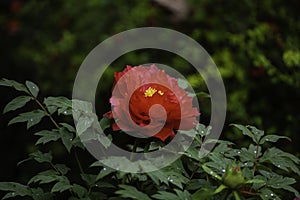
[144,86,164,97]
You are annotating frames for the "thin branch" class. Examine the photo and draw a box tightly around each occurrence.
[33,95,85,175]
[33,97,60,129]
[252,144,260,174]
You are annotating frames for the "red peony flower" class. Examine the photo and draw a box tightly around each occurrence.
[105,64,200,142]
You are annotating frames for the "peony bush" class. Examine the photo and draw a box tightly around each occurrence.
[0,66,299,200]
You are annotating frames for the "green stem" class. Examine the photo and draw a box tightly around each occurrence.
[121,174,127,184]
[240,190,258,196]
[221,190,229,200]
[253,144,260,175]
[189,164,200,180]
[130,139,139,161]
[50,162,60,175]
[33,97,60,129]
[122,139,139,184]
[74,148,84,174]
[33,96,85,175]
[233,191,241,200]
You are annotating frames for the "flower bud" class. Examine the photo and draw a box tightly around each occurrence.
[223,164,245,189]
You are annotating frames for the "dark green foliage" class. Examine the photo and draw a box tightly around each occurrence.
[0,79,299,199]
[1,0,300,198]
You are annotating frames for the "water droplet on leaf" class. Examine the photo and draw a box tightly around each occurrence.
[167,176,174,182]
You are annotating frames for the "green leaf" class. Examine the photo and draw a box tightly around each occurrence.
[96,130,112,149]
[191,188,214,200]
[147,170,167,186]
[194,91,211,98]
[268,175,296,188]
[8,109,46,129]
[29,150,53,163]
[0,78,29,93]
[51,176,72,193]
[212,143,235,156]
[3,96,32,114]
[44,96,72,115]
[236,144,260,165]
[204,139,234,146]
[244,179,265,184]
[72,136,85,149]
[147,161,189,189]
[81,174,97,186]
[72,184,87,198]
[251,175,266,190]
[174,189,191,200]
[152,191,178,200]
[205,152,232,173]
[31,188,53,200]
[76,116,95,135]
[89,192,107,199]
[99,156,140,173]
[59,127,74,152]
[28,170,59,184]
[99,116,111,130]
[259,188,280,200]
[213,184,227,194]
[202,165,222,180]
[196,124,212,137]
[60,123,76,133]
[72,99,93,120]
[35,129,60,145]
[259,135,291,144]
[231,124,265,144]
[185,179,209,190]
[0,182,32,199]
[231,124,257,144]
[30,187,53,200]
[278,185,300,199]
[94,182,116,189]
[260,147,300,175]
[264,173,299,197]
[247,125,264,143]
[26,80,39,97]
[116,185,151,200]
[55,164,70,175]
[183,146,201,161]
[95,166,115,180]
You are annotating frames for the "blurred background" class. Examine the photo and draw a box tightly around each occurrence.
[1,0,300,184]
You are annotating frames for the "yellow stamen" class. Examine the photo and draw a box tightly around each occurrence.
[158,90,164,95]
[144,87,157,97]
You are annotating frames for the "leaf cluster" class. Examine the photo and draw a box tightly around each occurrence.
[0,79,299,200]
